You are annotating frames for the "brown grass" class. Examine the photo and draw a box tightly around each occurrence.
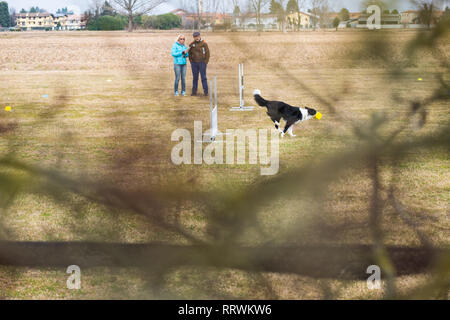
[0,30,448,299]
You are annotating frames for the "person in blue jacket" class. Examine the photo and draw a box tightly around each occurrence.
[171,35,189,97]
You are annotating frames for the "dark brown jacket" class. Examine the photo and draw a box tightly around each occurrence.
[188,40,210,64]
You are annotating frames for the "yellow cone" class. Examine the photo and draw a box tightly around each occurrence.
[5,106,11,112]
[315,112,322,120]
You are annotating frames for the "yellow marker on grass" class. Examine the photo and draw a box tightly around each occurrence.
[315,112,322,120]
[5,106,11,112]
[418,78,423,81]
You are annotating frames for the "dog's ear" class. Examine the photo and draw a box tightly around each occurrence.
[307,107,317,116]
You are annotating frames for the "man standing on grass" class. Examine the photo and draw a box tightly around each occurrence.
[188,32,210,96]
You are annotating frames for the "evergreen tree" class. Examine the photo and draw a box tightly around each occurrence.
[333,16,340,30]
[339,8,350,21]
[0,1,10,27]
[270,0,283,15]
[233,5,241,16]
[101,1,115,16]
[442,6,450,22]
[286,0,299,14]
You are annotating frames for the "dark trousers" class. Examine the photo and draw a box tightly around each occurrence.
[191,62,208,94]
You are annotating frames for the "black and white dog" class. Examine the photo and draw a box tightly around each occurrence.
[254,89,319,137]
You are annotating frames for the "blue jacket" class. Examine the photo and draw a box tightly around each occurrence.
[172,42,188,65]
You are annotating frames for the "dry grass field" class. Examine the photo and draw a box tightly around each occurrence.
[0,30,449,299]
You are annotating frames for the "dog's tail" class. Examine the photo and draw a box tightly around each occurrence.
[253,89,268,108]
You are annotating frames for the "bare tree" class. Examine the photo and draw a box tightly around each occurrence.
[9,6,16,27]
[112,0,166,32]
[319,0,331,28]
[177,0,196,12]
[232,0,241,27]
[310,0,321,30]
[412,0,445,28]
[232,0,241,11]
[176,0,197,29]
[180,0,202,31]
[235,0,253,29]
[249,0,270,30]
[217,0,231,29]
[310,0,330,29]
[204,0,222,12]
[90,0,104,17]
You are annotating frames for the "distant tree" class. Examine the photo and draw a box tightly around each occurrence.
[249,0,270,31]
[20,8,26,13]
[134,14,143,27]
[270,0,283,14]
[443,6,450,18]
[111,0,166,32]
[84,9,95,27]
[9,6,16,26]
[289,0,307,31]
[57,7,73,15]
[270,0,287,31]
[339,8,350,21]
[286,0,299,14]
[333,16,340,30]
[0,1,10,27]
[417,2,437,28]
[392,9,399,14]
[441,6,450,23]
[142,13,181,29]
[311,0,331,29]
[102,1,116,16]
[383,9,390,14]
[29,7,37,13]
[233,5,241,16]
[90,0,104,18]
[87,14,126,30]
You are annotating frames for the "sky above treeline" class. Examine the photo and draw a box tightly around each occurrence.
[6,0,444,15]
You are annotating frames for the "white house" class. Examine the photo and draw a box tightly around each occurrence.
[66,14,85,30]
[234,13,280,30]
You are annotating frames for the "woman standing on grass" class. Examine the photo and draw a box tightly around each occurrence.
[171,34,189,97]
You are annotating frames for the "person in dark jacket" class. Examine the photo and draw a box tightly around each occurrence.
[188,32,210,96]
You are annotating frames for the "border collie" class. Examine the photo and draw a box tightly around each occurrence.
[253,89,320,137]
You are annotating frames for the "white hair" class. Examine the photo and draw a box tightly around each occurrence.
[176,34,185,43]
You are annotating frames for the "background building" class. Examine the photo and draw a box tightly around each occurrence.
[15,12,85,31]
[286,11,318,29]
[16,12,54,30]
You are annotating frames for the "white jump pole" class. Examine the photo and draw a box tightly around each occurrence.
[230,63,254,111]
[198,76,230,143]
[210,76,218,141]
[197,76,222,143]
